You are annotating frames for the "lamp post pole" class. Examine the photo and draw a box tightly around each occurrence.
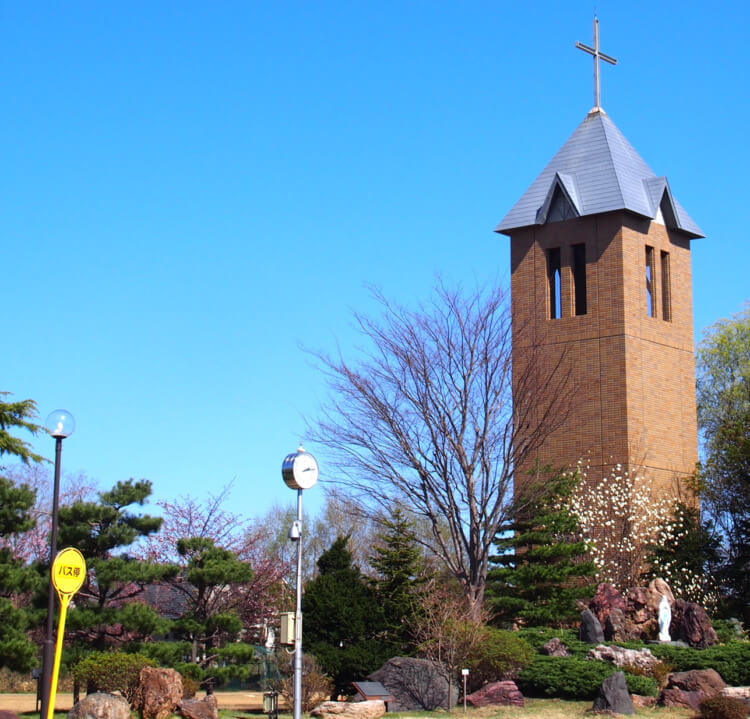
[281,447,318,719]
[293,488,303,719]
[39,411,75,719]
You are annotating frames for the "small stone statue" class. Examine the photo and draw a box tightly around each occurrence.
[658,594,671,642]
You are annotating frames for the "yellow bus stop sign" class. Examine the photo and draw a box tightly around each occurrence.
[51,547,86,597]
[47,548,86,719]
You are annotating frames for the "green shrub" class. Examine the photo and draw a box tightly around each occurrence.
[515,627,590,657]
[624,673,658,697]
[72,651,155,704]
[464,626,534,688]
[517,656,657,699]
[518,656,610,698]
[651,642,750,685]
[698,696,748,719]
[712,618,747,644]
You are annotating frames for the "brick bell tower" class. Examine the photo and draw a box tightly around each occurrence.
[496,19,703,498]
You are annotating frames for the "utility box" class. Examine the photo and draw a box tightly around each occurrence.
[279,612,296,645]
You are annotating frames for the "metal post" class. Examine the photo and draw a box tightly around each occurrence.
[293,488,303,719]
[40,436,63,719]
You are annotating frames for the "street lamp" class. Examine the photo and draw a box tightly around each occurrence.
[39,410,75,719]
[281,446,318,719]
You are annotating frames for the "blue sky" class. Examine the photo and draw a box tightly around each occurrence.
[3,1,749,521]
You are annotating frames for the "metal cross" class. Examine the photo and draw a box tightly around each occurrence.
[576,16,617,110]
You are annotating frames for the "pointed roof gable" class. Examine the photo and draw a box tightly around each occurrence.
[495,109,703,238]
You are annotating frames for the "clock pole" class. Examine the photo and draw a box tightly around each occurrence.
[281,446,319,719]
[293,487,303,719]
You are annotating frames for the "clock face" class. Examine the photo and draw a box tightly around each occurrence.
[293,452,319,489]
[282,450,319,490]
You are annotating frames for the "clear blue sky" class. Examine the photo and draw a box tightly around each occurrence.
[4,1,748,520]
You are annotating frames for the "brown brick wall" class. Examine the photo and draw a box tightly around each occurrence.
[510,211,698,497]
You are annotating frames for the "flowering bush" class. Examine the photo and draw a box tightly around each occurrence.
[563,463,676,588]
[563,463,717,607]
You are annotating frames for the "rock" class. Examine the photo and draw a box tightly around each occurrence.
[580,608,605,643]
[626,587,651,624]
[631,695,657,709]
[671,600,718,648]
[368,657,457,711]
[587,644,659,673]
[721,687,750,711]
[68,693,131,719]
[0,712,21,719]
[135,667,184,719]
[658,669,726,710]
[465,681,524,708]
[177,695,218,719]
[541,638,569,657]
[722,687,750,700]
[590,583,627,629]
[310,701,385,719]
[592,672,634,715]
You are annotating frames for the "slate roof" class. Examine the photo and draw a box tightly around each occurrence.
[495,109,703,238]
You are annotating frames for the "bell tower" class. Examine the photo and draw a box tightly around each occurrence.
[496,20,703,497]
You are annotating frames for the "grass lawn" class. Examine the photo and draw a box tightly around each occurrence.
[0,694,697,719]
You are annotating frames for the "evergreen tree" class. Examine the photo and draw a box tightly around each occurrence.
[303,536,389,698]
[0,477,40,671]
[0,393,43,671]
[169,535,255,685]
[487,470,596,627]
[369,509,425,655]
[0,393,44,465]
[58,479,177,648]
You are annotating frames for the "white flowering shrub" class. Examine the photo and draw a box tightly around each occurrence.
[563,463,717,608]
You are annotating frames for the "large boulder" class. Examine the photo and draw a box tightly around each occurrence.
[671,600,718,648]
[135,667,184,719]
[587,644,659,673]
[658,669,726,710]
[367,657,457,711]
[580,609,605,643]
[590,583,627,630]
[68,693,130,719]
[592,671,634,715]
[178,695,219,719]
[465,681,524,708]
[310,701,385,719]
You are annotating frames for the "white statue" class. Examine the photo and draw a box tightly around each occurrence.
[658,594,671,642]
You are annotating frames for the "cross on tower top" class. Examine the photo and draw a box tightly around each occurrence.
[576,16,617,111]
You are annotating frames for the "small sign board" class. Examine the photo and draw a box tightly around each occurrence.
[51,547,86,596]
[461,669,469,676]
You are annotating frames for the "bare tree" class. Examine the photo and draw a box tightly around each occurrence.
[309,282,573,619]
[409,580,487,709]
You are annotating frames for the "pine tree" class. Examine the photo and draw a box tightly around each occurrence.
[369,509,425,655]
[0,477,40,671]
[58,479,177,648]
[0,393,43,671]
[0,392,44,465]
[303,536,389,697]
[169,535,255,686]
[487,470,596,627]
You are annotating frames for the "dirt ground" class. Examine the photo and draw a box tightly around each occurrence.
[0,691,266,714]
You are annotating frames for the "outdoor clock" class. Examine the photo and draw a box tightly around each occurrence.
[281,448,319,490]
